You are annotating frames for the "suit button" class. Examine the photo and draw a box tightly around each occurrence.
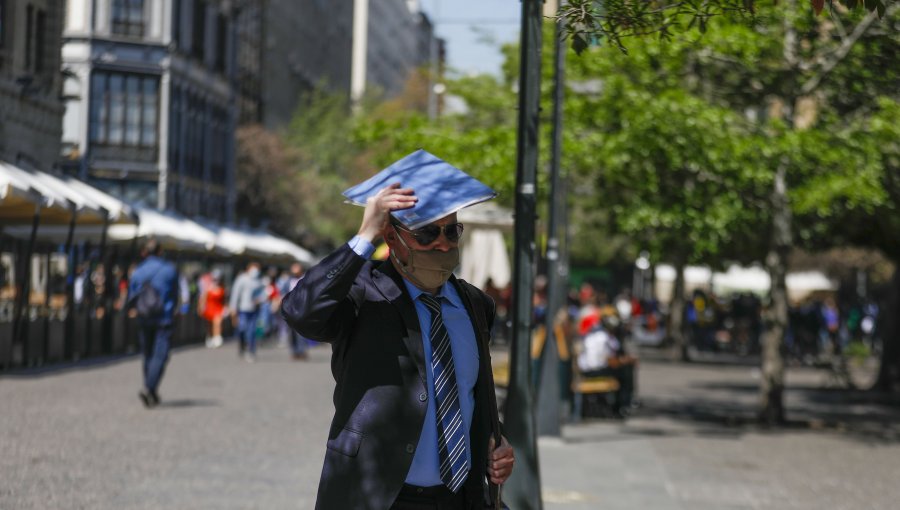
[406,443,415,454]
[419,392,427,402]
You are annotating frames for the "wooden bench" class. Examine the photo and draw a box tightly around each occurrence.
[492,361,509,388]
[571,373,620,420]
[492,359,618,419]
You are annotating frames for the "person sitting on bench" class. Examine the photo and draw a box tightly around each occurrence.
[576,315,637,418]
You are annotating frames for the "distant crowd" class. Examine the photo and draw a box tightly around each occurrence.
[69,257,314,362]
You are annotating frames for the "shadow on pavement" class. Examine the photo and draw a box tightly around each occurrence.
[0,352,140,379]
[156,398,221,408]
[572,391,900,445]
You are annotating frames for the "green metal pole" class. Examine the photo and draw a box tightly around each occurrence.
[503,0,544,508]
[538,6,566,438]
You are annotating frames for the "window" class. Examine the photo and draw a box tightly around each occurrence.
[111,0,144,37]
[192,0,206,61]
[214,13,226,72]
[34,9,46,73]
[172,0,181,48]
[22,4,47,73]
[0,0,6,49]
[89,71,159,148]
[25,5,33,69]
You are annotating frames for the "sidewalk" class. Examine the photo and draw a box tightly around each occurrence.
[538,357,900,510]
[2,342,900,509]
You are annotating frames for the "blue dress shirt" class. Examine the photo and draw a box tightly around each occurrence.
[348,235,376,259]
[347,236,479,486]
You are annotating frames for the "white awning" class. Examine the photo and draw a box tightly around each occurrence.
[107,207,218,253]
[1,161,315,264]
[457,202,514,230]
[1,160,79,223]
[201,224,314,263]
[460,228,511,289]
[655,263,839,301]
[2,159,139,228]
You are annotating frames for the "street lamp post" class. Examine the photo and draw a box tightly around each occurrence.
[503,0,544,508]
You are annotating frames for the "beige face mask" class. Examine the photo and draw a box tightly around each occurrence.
[391,227,460,290]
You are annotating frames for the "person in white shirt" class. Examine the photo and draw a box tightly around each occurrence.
[576,315,637,417]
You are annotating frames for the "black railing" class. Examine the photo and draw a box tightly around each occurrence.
[0,304,207,370]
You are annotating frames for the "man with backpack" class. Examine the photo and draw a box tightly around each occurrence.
[128,238,179,408]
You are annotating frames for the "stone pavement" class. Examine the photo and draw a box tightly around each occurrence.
[2,341,900,509]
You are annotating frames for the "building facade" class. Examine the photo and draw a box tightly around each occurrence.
[61,0,237,222]
[0,0,65,171]
[258,0,353,129]
[255,0,440,130]
[351,0,441,104]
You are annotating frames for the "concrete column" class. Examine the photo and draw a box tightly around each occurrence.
[65,0,90,33]
[95,0,109,34]
[157,71,171,210]
[150,0,165,42]
[350,0,368,105]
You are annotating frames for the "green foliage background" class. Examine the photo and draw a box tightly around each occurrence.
[238,5,899,275]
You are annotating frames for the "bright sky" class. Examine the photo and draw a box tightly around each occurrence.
[419,0,521,77]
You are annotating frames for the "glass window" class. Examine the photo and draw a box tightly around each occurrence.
[25,5,33,69]
[141,77,158,146]
[168,86,182,170]
[35,9,46,73]
[111,0,144,37]
[125,75,141,145]
[172,0,181,47]
[89,73,107,142]
[192,0,206,61]
[108,74,125,144]
[0,0,5,49]
[89,71,159,148]
[214,13,226,72]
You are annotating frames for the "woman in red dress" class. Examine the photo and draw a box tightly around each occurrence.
[201,270,227,348]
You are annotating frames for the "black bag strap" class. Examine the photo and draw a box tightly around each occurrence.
[457,280,503,509]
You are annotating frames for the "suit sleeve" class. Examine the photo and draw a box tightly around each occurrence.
[280,243,368,343]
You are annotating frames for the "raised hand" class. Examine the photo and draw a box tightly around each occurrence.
[356,183,417,242]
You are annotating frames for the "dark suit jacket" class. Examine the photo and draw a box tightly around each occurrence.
[281,244,498,510]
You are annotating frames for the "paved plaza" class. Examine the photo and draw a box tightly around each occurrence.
[2,341,900,509]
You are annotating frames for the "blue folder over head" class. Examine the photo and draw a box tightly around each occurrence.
[342,149,497,229]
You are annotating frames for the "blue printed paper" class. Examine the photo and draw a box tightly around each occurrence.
[342,149,497,229]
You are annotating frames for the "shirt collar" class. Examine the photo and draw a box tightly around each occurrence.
[401,278,463,309]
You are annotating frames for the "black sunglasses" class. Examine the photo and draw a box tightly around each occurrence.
[392,221,465,245]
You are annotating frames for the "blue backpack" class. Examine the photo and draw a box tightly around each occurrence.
[135,281,164,319]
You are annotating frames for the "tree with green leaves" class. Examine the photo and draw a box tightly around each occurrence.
[562,0,900,422]
[790,99,900,391]
[361,2,900,425]
[558,0,895,54]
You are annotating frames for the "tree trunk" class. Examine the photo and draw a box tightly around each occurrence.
[876,267,900,392]
[669,261,688,361]
[761,160,790,426]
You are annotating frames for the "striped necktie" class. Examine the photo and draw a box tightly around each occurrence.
[419,293,469,493]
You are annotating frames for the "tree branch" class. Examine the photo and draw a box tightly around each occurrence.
[801,4,900,95]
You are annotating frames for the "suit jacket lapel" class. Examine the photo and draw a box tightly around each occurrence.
[372,261,428,386]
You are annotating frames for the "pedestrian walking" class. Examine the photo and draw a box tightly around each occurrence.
[282,263,311,360]
[281,150,513,509]
[230,261,264,362]
[127,238,179,408]
[201,269,227,348]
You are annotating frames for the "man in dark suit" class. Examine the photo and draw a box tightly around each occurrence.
[282,178,514,509]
